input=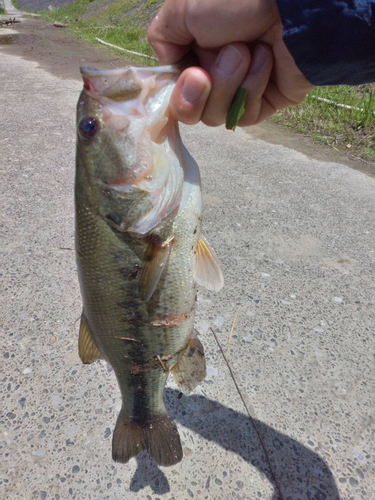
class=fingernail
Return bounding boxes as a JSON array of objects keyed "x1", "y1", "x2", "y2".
[
  {"x1": 216, "y1": 45, "x2": 243, "y2": 78},
  {"x1": 181, "y1": 74, "x2": 205, "y2": 104},
  {"x1": 250, "y1": 46, "x2": 268, "y2": 73}
]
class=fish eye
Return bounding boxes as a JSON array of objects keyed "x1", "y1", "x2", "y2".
[{"x1": 79, "y1": 117, "x2": 99, "y2": 140}]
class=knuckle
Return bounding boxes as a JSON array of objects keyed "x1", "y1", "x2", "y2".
[
  {"x1": 240, "y1": 115, "x2": 258, "y2": 127},
  {"x1": 171, "y1": 102, "x2": 200, "y2": 125},
  {"x1": 201, "y1": 115, "x2": 222, "y2": 127}
]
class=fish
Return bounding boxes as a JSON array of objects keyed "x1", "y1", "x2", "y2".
[{"x1": 75, "y1": 64, "x2": 224, "y2": 466}]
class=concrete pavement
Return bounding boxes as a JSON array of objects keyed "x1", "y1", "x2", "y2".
[
  {"x1": 2, "y1": 0, "x2": 23, "y2": 15},
  {"x1": 1, "y1": 51, "x2": 375, "y2": 500},
  {"x1": 0, "y1": 0, "x2": 21, "y2": 39},
  {"x1": 1, "y1": 0, "x2": 39, "y2": 17}
]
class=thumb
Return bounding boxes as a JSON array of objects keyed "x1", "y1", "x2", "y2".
[{"x1": 148, "y1": 0, "x2": 194, "y2": 64}]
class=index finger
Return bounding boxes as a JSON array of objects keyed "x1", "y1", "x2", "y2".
[{"x1": 148, "y1": 0, "x2": 193, "y2": 64}]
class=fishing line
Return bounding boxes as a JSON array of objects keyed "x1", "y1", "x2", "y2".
[{"x1": 210, "y1": 327, "x2": 285, "y2": 500}]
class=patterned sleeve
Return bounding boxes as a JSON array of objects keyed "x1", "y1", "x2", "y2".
[{"x1": 276, "y1": 0, "x2": 375, "y2": 85}]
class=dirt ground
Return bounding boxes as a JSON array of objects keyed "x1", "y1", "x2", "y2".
[
  {"x1": 1, "y1": 15, "x2": 374, "y2": 178},
  {"x1": 0, "y1": 17, "x2": 133, "y2": 80}
]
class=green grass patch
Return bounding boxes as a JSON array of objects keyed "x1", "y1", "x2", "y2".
[
  {"x1": 43, "y1": 0, "x2": 157, "y2": 65},
  {"x1": 43, "y1": 0, "x2": 96, "y2": 22},
  {"x1": 0, "y1": 8, "x2": 5, "y2": 14},
  {"x1": 145, "y1": 0, "x2": 158, "y2": 8},
  {"x1": 273, "y1": 84, "x2": 375, "y2": 162},
  {"x1": 81, "y1": 25, "x2": 156, "y2": 63}
]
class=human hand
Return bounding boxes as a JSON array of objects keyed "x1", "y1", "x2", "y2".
[{"x1": 148, "y1": 0, "x2": 314, "y2": 127}]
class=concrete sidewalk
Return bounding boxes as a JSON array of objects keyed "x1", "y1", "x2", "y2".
[
  {"x1": 2, "y1": 0, "x2": 23, "y2": 15},
  {"x1": 1, "y1": 51, "x2": 374, "y2": 500},
  {"x1": 1, "y1": 0, "x2": 39, "y2": 17}
]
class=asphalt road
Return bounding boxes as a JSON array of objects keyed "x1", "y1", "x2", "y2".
[
  {"x1": 15, "y1": 0, "x2": 75, "y2": 11},
  {"x1": 1, "y1": 49, "x2": 375, "y2": 500}
]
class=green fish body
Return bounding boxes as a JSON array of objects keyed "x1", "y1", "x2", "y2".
[{"x1": 75, "y1": 65, "x2": 223, "y2": 466}]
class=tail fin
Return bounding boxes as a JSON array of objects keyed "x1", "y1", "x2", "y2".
[
  {"x1": 112, "y1": 408, "x2": 182, "y2": 466},
  {"x1": 112, "y1": 410, "x2": 147, "y2": 464}
]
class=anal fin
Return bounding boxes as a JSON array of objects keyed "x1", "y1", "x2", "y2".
[
  {"x1": 112, "y1": 408, "x2": 182, "y2": 466},
  {"x1": 78, "y1": 312, "x2": 103, "y2": 364},
  {"x1": 171, "y1": 330, "x2": 206, "y2": 394},
  {"x1": 194, "y1": 234, "x2": 224, "y2": 292}
]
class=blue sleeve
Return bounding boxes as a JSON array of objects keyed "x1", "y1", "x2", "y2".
[{"x1": 276, "y1": 0, "x2": 375, "y2": 85}]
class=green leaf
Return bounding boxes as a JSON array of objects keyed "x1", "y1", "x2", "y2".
[{"x1": 225, "y1": 88, "x2": 248, "y2": 131}]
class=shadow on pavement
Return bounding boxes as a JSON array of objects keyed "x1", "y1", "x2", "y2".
[
  {"x1": 129, "y1": 389, "x2": 341, "y2": 500},
  {"x1": 130, "y1": 452, "x2": 171, "y2": 494}
]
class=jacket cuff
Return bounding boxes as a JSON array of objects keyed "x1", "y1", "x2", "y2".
[{"x1": 276, "y1": 0, "x2": 375, "y2": 86}]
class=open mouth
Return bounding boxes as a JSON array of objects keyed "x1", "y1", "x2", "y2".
[{"x1": 80, "y1": 65, "x2": 180, "y2": 99}]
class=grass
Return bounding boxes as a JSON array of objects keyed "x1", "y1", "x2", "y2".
[
  {"x1": 273, "y1": 84, "x2": 375, "y2": 162},
  {"x1": 44, "y1": 0, "x2": 93, "y2": 19},
  {"x1": 42, "y1": 0, "x2": 160, "y2": 64}
]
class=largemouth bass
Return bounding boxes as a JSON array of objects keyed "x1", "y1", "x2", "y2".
[{"x1": 75, "y1": 65, "x2": 223, "y2": 466}]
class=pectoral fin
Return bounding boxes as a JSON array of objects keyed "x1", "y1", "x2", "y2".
[
  {"x1": 194, "y1": 234, "x2": 224, "y2": 292},
  {"x1": 171, "y1": 330, "x2": 206, "y2": 394},
  {"x1": 78, "y1": 313, "x2": 103, "y2": 364},
  {"x1": 139, "y1": 236, "x2": 173, "y2": 302}
]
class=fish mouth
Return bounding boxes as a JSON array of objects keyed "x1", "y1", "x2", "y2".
[
  {"x1": 79, "y1": 49, "x2": 197, "y2": 80},
  {"x1": 80, "y1": 65, "x2": 181, "y2": 78},
  {"x1": 80, "y1": 65, "x2": 180, "y2": 97},
  {"x1": 103, "y1": 176, "x2": 143, "y2": 192}
]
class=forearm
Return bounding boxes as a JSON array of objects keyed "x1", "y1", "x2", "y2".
[{"x1": 276, "y1": 0, "x2": 375, "y2": 85}]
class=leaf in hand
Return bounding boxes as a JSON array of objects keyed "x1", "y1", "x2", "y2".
[{"x1": 226, "y1": 88, "x2": 248, "y2": 131}]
